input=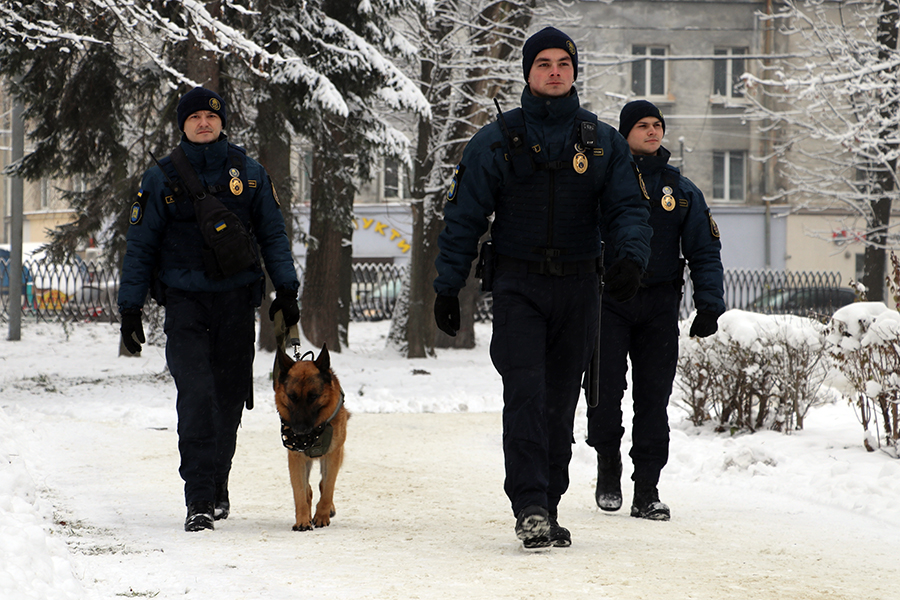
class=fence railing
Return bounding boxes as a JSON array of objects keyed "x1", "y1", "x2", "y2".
[{"x1": 2, "y1": 257, "x2": 845, "y2": 325}]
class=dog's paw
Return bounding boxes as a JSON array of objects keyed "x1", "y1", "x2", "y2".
[{"x1": 292, "y1": 521, "x2": 314, "y2": 532}]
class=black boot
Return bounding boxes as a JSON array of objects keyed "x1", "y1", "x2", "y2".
[
  {"x1": 185, "y1": 502, "x2": 215, "y2": 532},
  {"x1": 547, "y1": 510, "x2": 571, "y2": 548},
  {"x1": 595, "y1": 452, "x2": 623, "y2": 511},
  {"x1": 214, "y1": 480, "x2": 230, "y2": 521},
  {"x1": 514, "y1": 505, "x2": 551, "y2": 549},
  {"x1": 630, "y1": 481, "x2": 670, "y2": 521}
]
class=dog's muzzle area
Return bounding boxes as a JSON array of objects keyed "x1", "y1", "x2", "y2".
[{"x1": 281, "y1": 420, "x2": 330, "y2": 453}]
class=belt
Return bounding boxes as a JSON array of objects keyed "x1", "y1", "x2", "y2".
[{"x1": 496, "y1": 255, "x2": 599, "y2": 277}]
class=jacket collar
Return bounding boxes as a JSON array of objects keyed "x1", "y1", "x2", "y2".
[
  {"x1": 520, "y1": 86, "x2": 581, "y2": 126},
  {"x1": 178, "y1": 134, "x2": 229, "y2": 174},
  {"x1": 632, "y1": 145, "x2": 673, "y2": 177}
]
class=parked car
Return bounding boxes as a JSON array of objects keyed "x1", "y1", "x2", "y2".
[{"x1": 747, "y1": 287, "x2": 857, "y2": 316}]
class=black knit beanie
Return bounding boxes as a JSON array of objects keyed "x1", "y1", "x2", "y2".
[
  {"x1": 177, "y1": 87, "x2": 227, "y2": 132},
  {"x1": 618, "y1": 100, "x2": 665, "y2": 138},
  {"x1": 522, "y1": 27, "x2": 578, "y2": 82}
]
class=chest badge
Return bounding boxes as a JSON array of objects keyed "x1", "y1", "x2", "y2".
[
  {"x1": 230, "y1": 177, "x2": 244, "y2": 195},
  {"x1": 573, "y1": 152, "x2": 588, "y2": 174},
  {"x1": 229, "y1": 168, "x2": 240, "y2": 178},
  {"x1": 661, "y1": 194, "x2": 676, "y2": 211}
]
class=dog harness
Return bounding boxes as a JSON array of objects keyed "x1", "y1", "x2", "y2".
[{"x1": 281, "y1": 390, "x2": 345, "y2": 458}]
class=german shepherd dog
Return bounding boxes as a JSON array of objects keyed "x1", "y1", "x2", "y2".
[{"x1": 274, "y1": 344, "x2": 349, "y2": 531}]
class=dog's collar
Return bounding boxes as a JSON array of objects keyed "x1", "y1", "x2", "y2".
[{"x1": 281, "y1": 389, "x2": 345, "y2": 457}]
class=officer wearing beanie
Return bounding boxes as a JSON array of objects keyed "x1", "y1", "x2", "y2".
[
  {"x1": 433, "y1": 27, "x2": 652, "y2": 548},
  {"x1": 587, "y1": 99, "x2": 724, "y2": 521},
  {"x1": 118, "y1": 87, "x2": 300, "y2": 532}
]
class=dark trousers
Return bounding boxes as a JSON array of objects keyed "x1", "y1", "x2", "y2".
[
  {"x1": 586, "y1": 284, "x2": 680, "y2": 484},
  {"x1": 490, "y1": 268, "x2": 599, "y2": 516},
  {"x1": 164, "y1": 287, "x2": 256, "y2": 506}
]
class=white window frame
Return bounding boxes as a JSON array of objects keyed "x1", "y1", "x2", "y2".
[
  {"x1": 713, "y1": 150, "x2": 746, "y2": 202},
  {"x1": 631, "y1": 45, "x2": 668, "y2": 98}
]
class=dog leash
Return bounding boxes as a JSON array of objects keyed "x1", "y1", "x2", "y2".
[{"x1": 273, "y1": 310, "x2": 302, "y2": 383}]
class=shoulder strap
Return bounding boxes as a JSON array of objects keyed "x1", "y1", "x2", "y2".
[{"x1": 169, "y1": 146, "x2": 210, "y2": 203}]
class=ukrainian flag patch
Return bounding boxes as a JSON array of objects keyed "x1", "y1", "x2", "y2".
[{"x1": 215, "y1": 221, "x2": 227, "y2": 232}]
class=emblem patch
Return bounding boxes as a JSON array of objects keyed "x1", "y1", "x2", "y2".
[
  {"x1": 661, "y1": 194, "x2": 676, "y2": 211},
  {"x1": 130, "y1": 202, "x2": 142, "y2": 225},
  {"x1": 447, "y1": 164, "x2": 465, "y2": 203},
  {"x1": 708, "y1": 210, "x2": 720, "y2": 239},
  {"x1": 566, "y1": 40, "x2": 576, "y2": 56},
  {"x1": 230, "y1": 177, "x2": 243, "y2": 195},
  {"x1": 272, "y1": 182, "x2": 281, "y2": 206},
  {"x1": 209, "y1": 98, "x2": 221, "y2": 111},
  {"x1": 229, "y1": 168, "x2": 240, "y2": 178}
]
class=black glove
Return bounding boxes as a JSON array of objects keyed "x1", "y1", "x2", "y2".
[
  {"x1": 434, "y1": 294, "x2": 460, "y2": 337},
  {"x1": 604, "y1": 258, "x2": 642, "y2": 302},
  {"x1": 269, "y1": 288, "x2": 300, "y2": 327},
  {"x1": 689, "y1": 311, "x2": 719, "y2": 338},
  {"x1": 120, "y1": 310, "x2": 145, "y2": 354}
]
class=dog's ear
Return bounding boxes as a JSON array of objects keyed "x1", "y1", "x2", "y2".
[
  {"x1": 315, "y1": 344, "x2": 331, "y2": 376},
  {"x1": 275, "y1": 346, "x2": 295, "y2": 386}
]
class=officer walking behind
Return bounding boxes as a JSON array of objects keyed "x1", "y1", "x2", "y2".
[
  {"x1": 586, "y1": 100, "x2": 724, "y2": 521},
  {"x1": 118, "y1": 87, "x2": 300, "y2": 532},
  {"x1": 433, "y1": 28, "x2": 652, "y2": 549}
]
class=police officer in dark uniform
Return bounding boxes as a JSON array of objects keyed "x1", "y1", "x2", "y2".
[
  {"x1": 587, "y1": 100, "x2": 724, "y2": 521},
  {"x1": 433, "y1": 28, "x2": 652, "y2": 549},
  {"x1": 117, "y1": 87, "x2": 300, "y2": 532}
]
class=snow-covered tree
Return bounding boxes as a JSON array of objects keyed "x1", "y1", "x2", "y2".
[
  {"x1": 389, "y1": 0, "x2": 537, "y2": 357},
  {"x1": 1, "y1": 0, "x2": 429, "y2": 353},
  {"x1": 745, "y1": 0, "x2": 900, "y2": 301}
]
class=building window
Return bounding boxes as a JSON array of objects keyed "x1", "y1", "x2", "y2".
[
  {"x1": 632, "y1": 46, "x2": 667, "y2": 97},
  {"x1": 713, "y1": 151, "x2": 745, "y2": 201},
  {"x1": 714, "y1": 48, "x2": 746, "y2": 99},
  {"x1": 384, "y1": 158, "x2": 401, "y2": 199}
]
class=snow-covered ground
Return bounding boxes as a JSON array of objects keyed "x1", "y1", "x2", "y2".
[{"x1": 1, "y1": 319, "x2": 898, "y2": 600}]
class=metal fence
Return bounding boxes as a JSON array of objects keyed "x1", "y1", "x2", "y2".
[
  {"x1": 2, "y1": 256, "x2": 845, "y2": 325},
  {"x1": 680, "y1": 268, "x2": 846, "y2": 318}
]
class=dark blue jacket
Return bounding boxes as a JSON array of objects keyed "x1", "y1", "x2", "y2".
[
  {"x1": 434, "y1": 87, "x2": 652, "y2": 296},
  {"x1": 624, "y1": 146, "x2": 725, "y2": 315},
  {"x1": 118, "y1": 136, "x2": 299, "y2": 312}
]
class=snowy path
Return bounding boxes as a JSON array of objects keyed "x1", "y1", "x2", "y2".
[
  {"x1": 3, "y1": 322, "x2": 899, "y2": 599},
  {"x1": 15, "y1": 403, "x2": 897, "y2": 600}
]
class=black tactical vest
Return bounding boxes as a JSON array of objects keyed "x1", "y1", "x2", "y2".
[
  {"x1": 491, "y1": 108, "x2": 603, "y2": 263},
  {"x1": 157, "y1": 146, "x2": 255, "y2": 273}
]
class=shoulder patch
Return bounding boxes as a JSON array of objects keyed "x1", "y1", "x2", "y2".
[
  {"x1": 708, "y1": 209, "x2": 720, "y2": 239},
  {"x1": 447, "y1": 164, "x2": 465, "y2": 203},
  {"x1": 130, "y1": 201, "x2": 143, "y2": 225},
  {"x1": 272, "y1": 182, "x2": 281, "y2": 206}
]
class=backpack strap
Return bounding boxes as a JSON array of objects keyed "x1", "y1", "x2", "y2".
[{"x1": 169, "y1": 146, "x2": 210, "y2": 202}]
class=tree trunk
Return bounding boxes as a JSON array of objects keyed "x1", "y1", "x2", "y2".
[
  {"x1": 301, "y1": 124, "x2": 353, "y2": 352},
  {"x1": 866, "y1": 1, "x2": 900, "y2": 302},
  {"x1": 256, "y1": 89, "x2": 294, "y2": 351}
]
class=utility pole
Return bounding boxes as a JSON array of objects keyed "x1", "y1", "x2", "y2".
[{"x1": 7, "y1": 93, "x2": 24, "y2": 341}]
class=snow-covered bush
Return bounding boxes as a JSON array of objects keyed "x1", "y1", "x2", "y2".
[
  {"x1": 825, "y1": 302, "x2": 900, "y2": 456},
  {"x1": 675, "y1": 310, "x2": 830, "y2": 433}
]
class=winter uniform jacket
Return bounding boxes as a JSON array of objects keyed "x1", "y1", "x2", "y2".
[
  {"x1": 434, "y1": 87, "x2": 652, "y2": 297},
  {"x1": 118, "y1": 136, "x2": 299, "y2": 312},
  {"x1": 607, "y1": 146, "x2": 724, "y2": 315}
]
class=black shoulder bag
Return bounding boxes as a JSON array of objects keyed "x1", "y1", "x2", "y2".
[{"x1": 169, "y1": 146, "x2": 258, "y2": 280}]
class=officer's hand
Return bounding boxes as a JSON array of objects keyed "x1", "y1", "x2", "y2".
[
  {"x1": 689, "y1": 311, "x2": 719, "y2": 338},
  {"x1": 269, "y1": 288, "x2": 300, "y2": 327},
  {"x1": 434, "y1": 294, "x2": 460, "y2": 337},
  {"x1": 120, "y1": 310, "x2": 145, "y2": 354},
  {"x1": 604, "y1": 258, "x2": 642, "y2": 302}
]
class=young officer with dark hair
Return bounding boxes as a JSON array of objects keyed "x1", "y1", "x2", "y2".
[
  {"x1": 117, "y1": 87, "x2": 300, "y2": 532},
  {"x1": 433, "y1": 28, "x2": 652, "y2": 549},
  {"x1": 587, "y1": 100, "x2": 725, "y2": 521}
]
